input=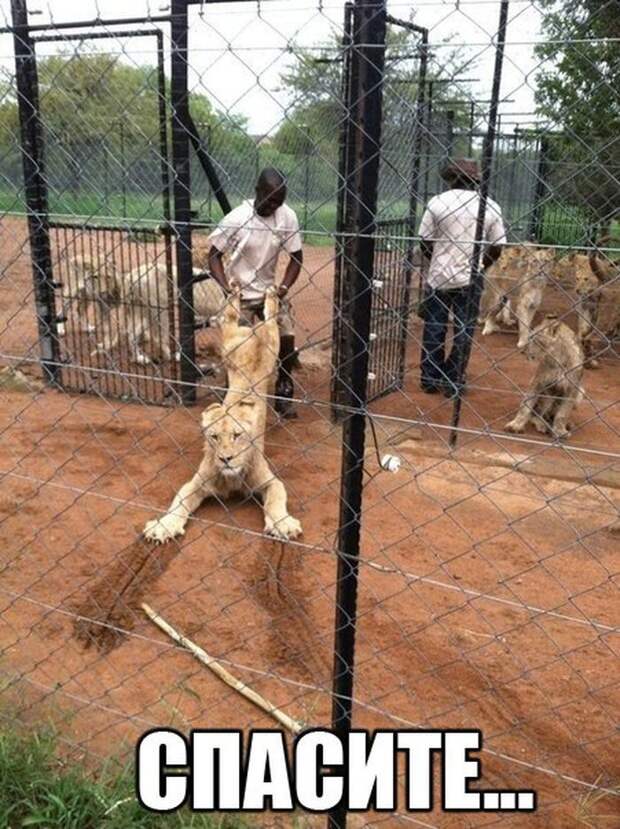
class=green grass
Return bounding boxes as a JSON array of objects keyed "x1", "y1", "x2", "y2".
[
  {"x1": 0, "y1": 725, "x2": 247, "y2": 829},
  {"x1": 1, "y1": 185, "x2": 615, "y2": 250}
]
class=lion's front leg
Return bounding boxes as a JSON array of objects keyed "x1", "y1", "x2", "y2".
[
  {"x1": 506, "y1": 392, "x2": 539, "y2": 433},
  {"x1": 143, "y1": 471, "x2": 212, "y2": 545},
  {"x1": 248, "y1": 457, "x2": 302, "y2": 541}
]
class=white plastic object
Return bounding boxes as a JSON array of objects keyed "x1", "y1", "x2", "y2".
[
  {"x1": 369, "y1": 332, "x2": 378, "y2": 342},
  {"x1": 381, "y1": 454, "x2": 402, "y2": 473},
  {"x1": 368, "y1": 372, "x2": 376, "y2": 381},
  {"x1": 373, "y1": 279, "x2": 384, "y2": 289}
]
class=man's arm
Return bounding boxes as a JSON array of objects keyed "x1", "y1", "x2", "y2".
[
  {"x1": 483, "y1": 206, "x2": 506, "y2": 270},
  {"x1": 278, "y1": 249, "x2": 303, "y2": 298},
  {"x1": 208, "y1": 246, "x2": 229, "y2": 293}
]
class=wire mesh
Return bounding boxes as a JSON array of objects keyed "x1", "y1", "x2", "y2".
[{"x1": 0, "y1": 0, "x2": 618, "y2": 826}]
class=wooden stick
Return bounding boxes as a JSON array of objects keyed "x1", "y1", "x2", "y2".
[{"x1": 141, "y1": 603, "x2": 302, "y2": 735}]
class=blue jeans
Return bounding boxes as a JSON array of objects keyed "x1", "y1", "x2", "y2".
[{"x1": 420, "y1": 286, "x2": 475, "y2": 390}]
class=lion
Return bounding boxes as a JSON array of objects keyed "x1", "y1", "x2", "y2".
[
  {"x1": 91, "y1": 260, "x2": 226, "y2": 364},
  {"x1": 143, "y1": 399, "x2": 302, "y2": 543},
  {"x1": 219, "y1": 284, "x2": 280, "y2": 412},
  {"x1": 57, "y1": 253, "x2": 121, "y2": 337},
  {"x1": 143, "y1": 286, "x2": 302, "y2": 544},
  {"x1": 555, "y1": 246, "x2": 620, "y2": 368},
  {"x1": 481, "y1": 245, "x2": 555, "y2": 350},
  {"x1": 505, "y1": 318, "x2": 584, "y2": 439}
]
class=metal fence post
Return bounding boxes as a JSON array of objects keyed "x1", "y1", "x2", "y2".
[
  {"x1": 11, "y1": 0, "x2": 61, "y2": 386},
  {"x1": 449, "y1": 0, "x2": 511, "y2": 448},
  {"x1": 331, "y1": 1, "x2": 356, "y2": 420},
  {"x1": 529, "y1": 134, "x2": 549, "y2": 242},
  {"x1": 329, "y1": 2, "x2": 387, "y2": 828},
  {"x1": 170, "y1": 0, "x2": 197, "y2": 403}
]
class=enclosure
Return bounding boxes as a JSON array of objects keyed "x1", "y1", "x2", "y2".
[{"x1": 0, "y1": 0, "x2": 619, "y2": 826}]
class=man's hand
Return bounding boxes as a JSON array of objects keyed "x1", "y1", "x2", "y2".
[{"x1": 277, "y1": 284, "x2": 289, "y2": 300}]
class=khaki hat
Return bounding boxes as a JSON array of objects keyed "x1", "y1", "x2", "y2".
[{"x1": 441, "y1": 158, "x2": 481, "y2": 185}]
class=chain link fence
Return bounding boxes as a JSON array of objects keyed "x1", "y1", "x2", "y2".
[{"x1": 0, "y1": 0, "x2": 618, "y2": 826}]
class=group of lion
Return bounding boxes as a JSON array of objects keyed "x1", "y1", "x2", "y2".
[
  {"x1": 478, "y1": 240, "x2": 619, "y2": 439},
  {"x1": 58, "y1": 241, "x2": 225, "y2": 365},
  {"x1": 143, "y1": 286, "x2": 303, "y2": 546}
]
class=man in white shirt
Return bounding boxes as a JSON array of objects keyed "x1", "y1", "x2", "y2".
[
  {"x1": 418, "y1": 159, "x2": 506, "y2": 396},
  {"x1": 207, "y1": 168, "x2": 303, "y2": 418}
]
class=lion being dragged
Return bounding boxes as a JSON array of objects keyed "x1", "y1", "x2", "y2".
[{"x1": 143, "y1": 286, "x2": 302, "y2": 544}]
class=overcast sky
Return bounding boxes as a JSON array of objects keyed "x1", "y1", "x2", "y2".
[{"x1": 0, "y1": 0, "x2": 545, "y2": 134}]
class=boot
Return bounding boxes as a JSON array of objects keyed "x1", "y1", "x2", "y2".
[{"x1": 275, "y1": 334, "x2": 298, "y2": 419}]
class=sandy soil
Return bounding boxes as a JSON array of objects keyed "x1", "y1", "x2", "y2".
[{"x1": 0, "y1": 216, "x2": 619, "y2": 827}]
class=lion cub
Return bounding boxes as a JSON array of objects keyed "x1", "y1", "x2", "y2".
[
  {"x1": 143, "y1": 287, "x2": 302, "y2": 544},
  {"x1": 555, "y1": 249, "x2": 620, "y2": 369},
  {"x1": 505, "y1": 318, "x2": 584, "y2": 439},
  {"x1": 481, "y1": 246, "x2": 555, "y2": 350}
]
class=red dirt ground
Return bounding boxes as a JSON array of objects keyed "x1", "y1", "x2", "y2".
[{"x1": 0, "y1": 216, "x2": 619, "y2": 827}]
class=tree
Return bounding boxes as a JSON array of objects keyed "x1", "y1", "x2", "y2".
[
  {"x1": 535, "y1": 1, "x2": 620, "y2": 230},
  {"x1": 273, "y1": 20, "x2": 475, "y2": 212},
  {"x1": 0, "y1": 51, "x2": 251, "y2": 211}
]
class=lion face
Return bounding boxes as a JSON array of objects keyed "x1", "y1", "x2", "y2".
[
  {"x1": 526, "y1": 318, "x2": 560, "y2": 361},
  {"x1": 201, "y1": 402, "x2": 257, "y2": 479}
]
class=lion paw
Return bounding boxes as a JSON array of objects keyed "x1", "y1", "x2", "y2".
[
  {"x1": 505, "y1": 419, "x2": 524, "y2": 434},
  {"x1": 143, "y1": 515, "x2": 186, "y2": 544},
  {"x1": 550, "y1": 426, "x2": 569, "y2": 440},
  {"x1": 265, "y1": 514, "x2": 302, "y2": 541}
]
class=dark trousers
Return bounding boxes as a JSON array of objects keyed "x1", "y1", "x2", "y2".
[{"x1": 420, "y1": 286, "x2": 475, "y2": 390}]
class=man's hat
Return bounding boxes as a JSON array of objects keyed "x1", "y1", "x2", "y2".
[{"x1": 440, "y1": 158, "x2": 481, "y2": 185}]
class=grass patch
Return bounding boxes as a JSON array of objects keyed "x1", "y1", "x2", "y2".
[
  {"x1": 0, "y1": 725, "x2": 246, "y2": 828},
  {"x1": 2, "y1": 186, "x2": 614, "y2": 250}
]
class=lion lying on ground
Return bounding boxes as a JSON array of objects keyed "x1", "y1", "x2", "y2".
[
  {"x1": 505, "y1": 318, "x2": 584, "y2": 439},
  {"x1": 481, "y1": 245, "x2": 555, "y2": 350},
  {"x1": 143, "y1": 287, "x2": 302, "y2": 544},
  {"x1": 91, "y1": 260, "x2": 226, "y2": 364},
  {"x1": 57, "y1": 253, "x2": 121, "y2": 337}
]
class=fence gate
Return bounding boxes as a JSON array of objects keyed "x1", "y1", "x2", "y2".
[
  {"x1": 12, "y1": 12, "x2": 185, "y2": 405},
  {"x1": 331, "y1": 6, "x2": 427, "y2": 412}
]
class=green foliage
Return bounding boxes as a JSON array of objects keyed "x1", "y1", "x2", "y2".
[
  {"x1": 0, "y1": 724, "x2": 245, "y2": 828},
  {"x1": 274, "y1": 20, "x2": 474, "y2": 165},
  {"x1": 535, "y1": 1, "x2": 620, "y2": 225}
]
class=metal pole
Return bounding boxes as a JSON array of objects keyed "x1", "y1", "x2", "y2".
[
  {"x1": 207, "y1": 124, "x2": 213, "y2": 221},
  {"x1": 406, "y1": 28, "x2": 428, "y2": 373},
  {"x1": 185, "y1": 111, "x2": 232, "y2": 215},
  {"x1": 469, "y1": 100, "x2": 475, "y2": 155},
  {"x1": 10, "y1": 0, "x2": 60, "y2": 386},
  {"x1": 529, "y1": 135, "x2": 549, "y2": 242},
  {"x1": 407, "y1": 28, "x2": 428, "y2": 234},
  {"x1": 170, "y1": 0, "x2": 197, "y2": 403},
  {"x1": 331, "y1": 1, "x2": 356, "y2": 419},
  {"x1": 446, "y1": 109, "x2": 455, "y2": 158},
  {"x1": 422, "y1": 79, "x2": 434, "y2": 204},
  {"x1": 449, "y1": 0, "x2": 511, "y2": 448},
  {"x1": 156, "y1": 29, "x2": 177, "y2": 384},
  {"x1": 119, "y1": 120, "x2": 127, "y2": 218},
  {"x1": 329, "y1": 3, "x2": 387, "y2": 829},
  {"x1": 1, "y1": 14, "x2": 172, "y2": 34},
  {"x1": 304, "y1": 146, "x2": 310, "y2": 232}
]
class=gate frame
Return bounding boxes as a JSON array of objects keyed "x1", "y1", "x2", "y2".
[
  {"x1": 9, "y1": 0, "x2": 236, "y2": 405},
  {"x1": 331, "y1": 8, "x2": 429, "y2": 417}
]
